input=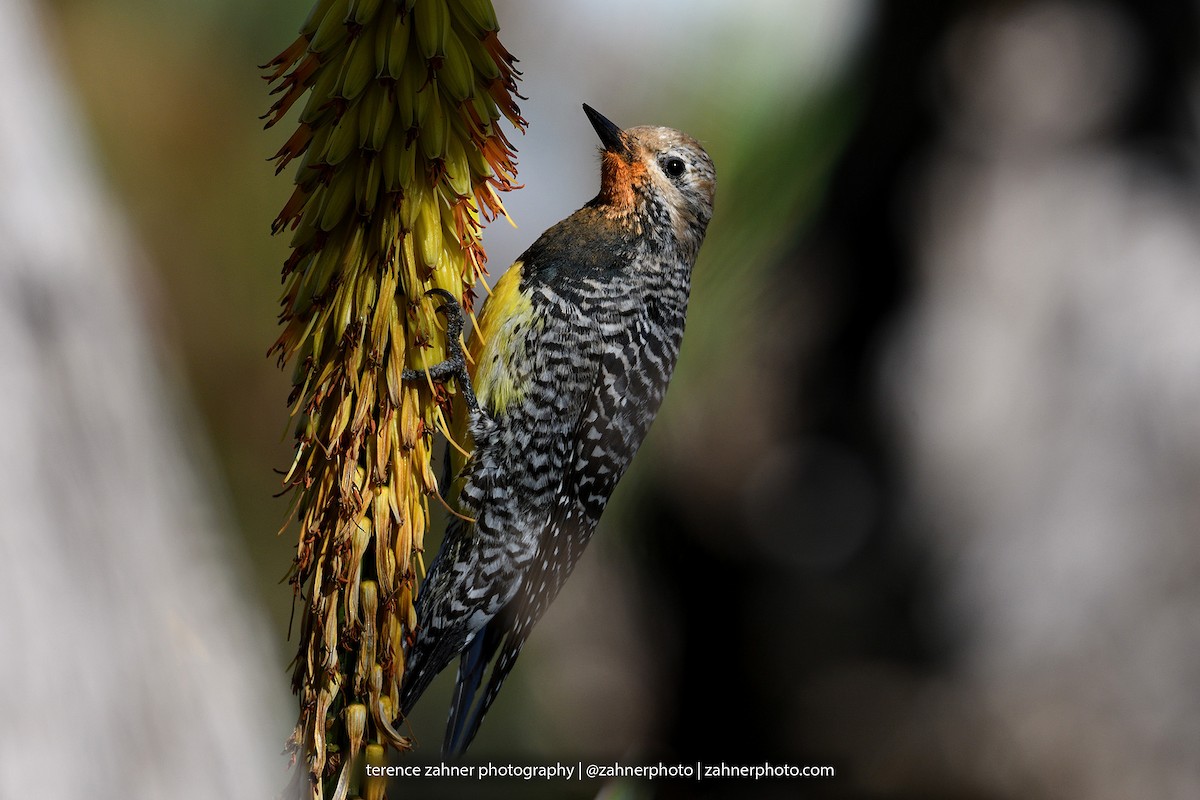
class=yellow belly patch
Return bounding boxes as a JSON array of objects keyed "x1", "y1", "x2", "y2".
[{"x1": 470, "y1": 261, "x2": 538, "y2": 417}]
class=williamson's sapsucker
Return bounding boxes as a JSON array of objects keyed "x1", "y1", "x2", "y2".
[{"x1": 400, "y1": 104, "x2": 716, "y2": 756}]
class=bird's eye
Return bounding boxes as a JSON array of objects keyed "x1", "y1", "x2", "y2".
[{"x1": 663, "y1": 157, "x2": 686, "y2": 178}]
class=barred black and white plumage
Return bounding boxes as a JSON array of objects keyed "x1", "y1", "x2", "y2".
[{"x1": 398, "y1": 105, "x2": 715, "y2": 756}]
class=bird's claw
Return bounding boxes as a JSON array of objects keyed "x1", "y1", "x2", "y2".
[{"x1": 402, "y1": 289, "x2": 481, "y2": 416}]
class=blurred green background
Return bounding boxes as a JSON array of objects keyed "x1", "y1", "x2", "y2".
[
  {"x1": 45, "y1": 0, "x2": 302, "y2": 625},
  {"x1": 35, "y1": 1, "x2": 1200, "y2": 798}
]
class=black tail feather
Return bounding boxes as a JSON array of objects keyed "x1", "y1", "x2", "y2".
[
  {"x1": 444, "y1": 615, "x2": 529, "y2": 758},
  {"x1": 444, "y1": 616, "x2": 506, "y2": 755}
]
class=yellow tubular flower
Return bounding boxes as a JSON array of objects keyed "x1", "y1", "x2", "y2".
[{"x1": 262, "y1": 0, "x2": 524, "y2": 796}]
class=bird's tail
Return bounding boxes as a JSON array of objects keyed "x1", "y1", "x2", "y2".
[{"x1": 443, "y1": 610, "x2": 529, "y2": 758}]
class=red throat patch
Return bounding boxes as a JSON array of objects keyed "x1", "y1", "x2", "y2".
[{"x1": 598, "y1": 151, "x2": 647, "y2": 210}]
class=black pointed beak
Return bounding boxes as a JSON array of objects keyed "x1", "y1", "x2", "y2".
[{"x1": 583, "y1": 103, "x2": 628, "y2": 157}]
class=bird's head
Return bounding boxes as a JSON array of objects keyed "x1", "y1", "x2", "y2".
[{"x1": 583, "y1": 104, "x2": 716, "y2": 255}]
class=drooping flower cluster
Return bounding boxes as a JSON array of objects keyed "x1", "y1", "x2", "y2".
[{"x1": 262, "y1": 0, "x2": 524, "y2": 796}]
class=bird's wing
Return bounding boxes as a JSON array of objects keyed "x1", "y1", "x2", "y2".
[
  {"x1": 442, "y1": 259, "x2": 530, "y2": 505},
  {"x1": 443, "y1": 313, "x2": 673, "y2": 756},
  {"x1": 403, "y1": 260, "x2": 606, "y2": 722},
  {"x1": 399, "y1": 262, "x2": 530, "y2": 716}
]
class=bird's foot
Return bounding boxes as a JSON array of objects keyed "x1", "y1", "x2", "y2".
[{"x1": 402, "y1": 289, "x2": 481, "y2": 416}]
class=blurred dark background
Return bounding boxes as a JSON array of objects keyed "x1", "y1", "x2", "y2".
[{"x1": 24, "y1": 0, "x2": 1200, "y2": 797}]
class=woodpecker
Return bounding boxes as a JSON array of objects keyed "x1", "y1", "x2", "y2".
[{"x1": 399, "y1": 104, "x2": 715, "y2": 756}]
